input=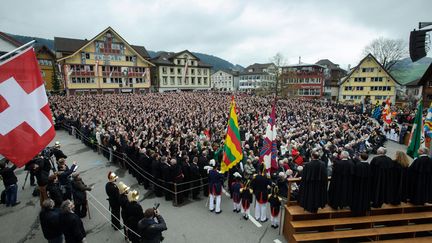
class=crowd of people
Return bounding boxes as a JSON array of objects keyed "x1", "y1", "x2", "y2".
[{"x1": 4, "y1": 91, "x2": 431, "y2": 242}]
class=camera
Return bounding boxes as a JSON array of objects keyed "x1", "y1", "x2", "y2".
[{"x1": 153, "y1": 202, "x2": 160, "y2": 210}]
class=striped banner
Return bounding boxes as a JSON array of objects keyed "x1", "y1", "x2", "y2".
[{"x1": 221, "y1": 96, "x2": 243, "y2": 173}]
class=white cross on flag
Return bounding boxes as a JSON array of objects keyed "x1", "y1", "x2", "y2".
[{"x1": 0, "y1": 47, "x2": 55, "y2": 167}]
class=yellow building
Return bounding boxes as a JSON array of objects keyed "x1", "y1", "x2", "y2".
[
  {"x1": 35, "y1": 45, "x2": 56, "y2": 91},
  {"x1": 55, "y1": 27, "x2": 154, "y2": 94},
  {"x1": 339, "y1": 54, "x2": 400, "y2": 104}
]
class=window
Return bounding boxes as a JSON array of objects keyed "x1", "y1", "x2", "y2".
[
  {"x1": 162, "y1": 76, "x2": 168, "y2": 85},
  {"x1": 343, "y1": 95, "x2": 346, "y2": 99},
  {"x1": 191, "y1": 69, "x2": 195, "y2": 75},
  {"x1": 356, "y1": 86, "x2": 364, "y2": 91},
  {"x1": 126, "y1": 56, "x2": 133, "y2": 62},
  {"x1": 191, "y1": 77, "x2": 195, "y2": 85},
  {"x1": 185, "y1": 77, "x2": 189, "y2": 85},
  {"x1": 371, "y1": 77, "x2": 383, "y2": 82},
  {"x1": 177, "y1": 68, "x2": 182, "y2": 75},
  {"x1": 176, "y1": 59, "x2": 181, "y2": 65},
  {"x1": 362, "y1": 67, "x2": 374, "y2": 72},
  {"x1": 86, "y1": 53, "x2": 90, "y2": 59},
  {"x1": 197, "y1": 69, "x2": 201, "y2": 75},
  {"x1": 354, "y1": 77, "x2": 366, "y2": 82},
  {"x1": 170, "y1": 77, "x2": 175, "y2": 85},
  {"x1": 198, "y1": 77, "x2": 202, "y2": 84},
  {"x1": 203, "y1": 69, "x2": 208, "y2": 75},
  {"x1": 428, "y1": 81, "x2": 432, "y2": 87},
  {"x1": 379, "y1": 86, "x2": 383, "y2": 91},
  {"x1": 204, "y1": 77, "x2": 208, "y2": 84},
  {"x1": 162, "y1": 67, "x2": 167, "y2": 74},
  {"x1": 103, "y1": 78, "x2": 107, "y2": 83},
  {"x1": 178, "y1": 77, "x2": 182, "y2": 85},
  {"x1": 170, "y1": 68, "x2": 174, "y2": 74}
]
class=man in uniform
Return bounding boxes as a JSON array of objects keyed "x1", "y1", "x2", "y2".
[
  {"x1": 105, "y1": 171, "x2": 121, "y2": 230},
  {"x1": 207, "y1": 159, "x2": 224, "y2": 214},
  {"x1": 251, "y1": 164, "x2": 272, "y2": 222}
]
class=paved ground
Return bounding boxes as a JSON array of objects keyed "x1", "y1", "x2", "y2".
[{"x1": 0, "y1": 130, "x2": 289, "y2": 243}]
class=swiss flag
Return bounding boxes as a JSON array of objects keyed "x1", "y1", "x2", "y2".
[{"x1": 0, "y1": 47, "x2": 55, "y2": 167}]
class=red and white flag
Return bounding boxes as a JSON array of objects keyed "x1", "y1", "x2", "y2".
[
  {"x1": 259, "y1": 101, "x2": 278, "y2": 174},
  {"x1": 0, "y1": 47, "x2": 55, "y2": 167},
  {"x1": 382, "y1": 98, "x2": 392, "y2": 124}
]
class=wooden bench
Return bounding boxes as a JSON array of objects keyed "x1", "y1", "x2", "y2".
[
  {"x1": 291, "y1": 211, "x2": 432, "y2": 231},
  {"x1": 283, "y1": 203, "x2": 432, "y2": 243},
  {"x1": 293, "y1": 223, "x2": 432, "y2": 242}
]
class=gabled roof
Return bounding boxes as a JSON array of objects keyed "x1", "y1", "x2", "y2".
[
  {"x1": 55, "y1": 27, "x2": 152, "y2": 65},
  {"x1": 0, "y1": 31, "x2": 22, "y2": 47},
  {"x1": 212, "y1": 69, "x2": 239, "y2": 76},
  {"x1": 406, "y1": 78, "x2": 421, "y2": 87},
  {"x1": 35, "y1": 45, "x2": 55, "y2": 59},
  {"x1": 150, "y1": 50, "x2": 212, "y2": 68},
  {"x1": 339, "y1": 53, "x2": 401, "y2": 86},
  {"x1": 418, "y1": 63, "x2": 432, "y2": 86},
  {"x1": 283, "y1": 63, "x2": 326, "y2": 69},
  {"x1": 240, "y1": 63, "x2": 275, "y2": 75}
]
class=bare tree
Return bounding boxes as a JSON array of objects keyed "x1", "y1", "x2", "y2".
[
  {"x1": 363, "y1": 37, "x2": 407, "y2": 71},
  {"x1": 269, "y1": 53, "x2": 287, "y2": 97}
]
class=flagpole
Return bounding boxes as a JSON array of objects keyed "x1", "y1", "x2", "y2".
[{"x1": 0, "y1": 40, "x2": 36, "y2": 61}]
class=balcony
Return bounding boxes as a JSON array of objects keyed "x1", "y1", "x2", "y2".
[{"x1": 71, "y1": 71, "x2": 95, "y2": 76}]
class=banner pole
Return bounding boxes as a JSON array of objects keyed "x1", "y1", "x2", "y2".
[{"x1": 0, "y1": 40, "x2": 36, "y2": 60}]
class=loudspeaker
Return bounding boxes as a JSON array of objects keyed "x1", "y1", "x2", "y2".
[{"x1": 409, "y1": 30, "x2": 428, "y2": 62}]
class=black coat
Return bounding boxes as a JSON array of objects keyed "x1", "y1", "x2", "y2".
[
  {"x1": 60, "y1": 211, "x2": 86, "y2": 243},
  {"x1": 72, "y1": 179, "x2": 90, "y2": 204},
  {"x1": 0, "y1": 165, "x2": 17, "y2": 187},
  {"x1": 408, "y1": 155, "x2": 432, "y2": 205},
  {"x1": 47, "y1": 182, "x2": 63, "y2": 207},
  {"x1": 39, "y1": 208, "x2": 62, "y2": 240},
  {"x1": 138, "y1": 215, "x2": 167, "y2": 243},
  {"x1": 350, "y1": 161, "x2": 371, "y2": 213},
  {"x1": 105, "y1": 182, "x2": 120, "y2": 207},
  {"x1": 370, "y1": 155, "x2": 398, "y2": 207},
  {"x1": 298, "y1": 159, "x2": 328, "y2": 213},
  {"x1": 328, "y1": 159, "x2": 354, "y2": 209},
  {"x1": 124, "y1": 201, "x2": 144, "y2": 242}
]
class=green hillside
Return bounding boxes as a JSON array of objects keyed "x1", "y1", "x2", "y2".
[{"x1": 390, "y1": 57, "x2": 431, "y2": 84}]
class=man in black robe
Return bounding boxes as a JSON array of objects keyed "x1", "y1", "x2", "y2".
[
  {"x1": 328, "y1": 150, "x2": 354, "y2": 209},
  {"x1": 370, "y1": 147, "x2": 397, "y2": 208},
  {"x1": 350, "y1": 153, "x2": 371, "y2": 215},
  {"x1": 408, "y1": 147, "x2": 432, "y2": 205},
  {"x1": 298, "y1": 150, "x2": 328, "y2": 213}
]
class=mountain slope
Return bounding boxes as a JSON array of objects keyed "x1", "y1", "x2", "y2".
[
  {"x1": 390, "y1": 57, "x2": 432, "y2": 84},
  {"x1": 7, "y1": 33, "x2": 242, "y2": 71}
]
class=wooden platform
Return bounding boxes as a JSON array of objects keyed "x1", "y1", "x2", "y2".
[{"x1": 283, "y1": 203, "x2": 432, "y2": 242}]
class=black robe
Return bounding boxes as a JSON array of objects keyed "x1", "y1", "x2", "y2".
[
  {"x1": 124, "y1": 201, "x2": 144, "y2": 243},
  {"x1": 328, "y1": 159, "x2": 354, "y2": 209},
  {"x1": 298, "y1": 159, "x2": 328, "y2": 213},
  {"x1": 370, "y1": 155, "x2": 398, "y2": 208},
  {"x1": 408, "y1": 155, "x2": 432, "y2": 205},
  {"x1": 392, "y1": 162, "x2": 408, "y2": 205},
  {"x1": 350, "y1": 161, "x2": 371, "y2": 214}
]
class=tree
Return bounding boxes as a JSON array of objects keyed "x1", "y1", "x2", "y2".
[
  {"x1": 51, "y1": 63, "x2": 61, "y2": 93},
  {"x1": 269, "y1": 53, "x2": 287, "y2": 97},
  {"x1": 363, "y1": 37, "x2": 407, "y2": 71}
]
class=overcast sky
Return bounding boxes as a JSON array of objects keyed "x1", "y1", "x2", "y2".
[{"x1": 1, "y1": 0, "x2": 430, "y2": 68}]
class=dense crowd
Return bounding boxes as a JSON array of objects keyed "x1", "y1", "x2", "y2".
[{"x1": 50, "y1": 93, "x2": 386, "y2": 189}]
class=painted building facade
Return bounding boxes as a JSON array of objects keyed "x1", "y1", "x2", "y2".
[
  {"x1": 281, "y1": 64, "x2": 325, "y2": 98},
  {"x1": 35, "y1": 45, "x2": 56, "y2": 91},
  {"x1": 238, "y1": 63, "x2": 276, "y2": 91},
  {"x1": 55, "y1": 27, "x2": 153, "y2": 94},
  {"x1": 418, "y1": 63, "x2": 432, "y2": 107},
  {"x1": 339, "y1": 54, "x2": 400, "y2": 104},
  {"x1": 150, "y1": 51, "x2": 212, "y2": 92}
]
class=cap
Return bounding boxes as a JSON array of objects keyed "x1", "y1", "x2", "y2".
[
  {"x1": 297, "y1": 166, "x2": 303, "y2": 172},
  {"x1": 55, "y1": 141, "x2": 61, "y2": 147}
]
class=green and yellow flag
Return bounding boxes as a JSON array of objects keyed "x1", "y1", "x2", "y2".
[{"x1": 221, "y1": 96, "x2": 243, "y2": 173}]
